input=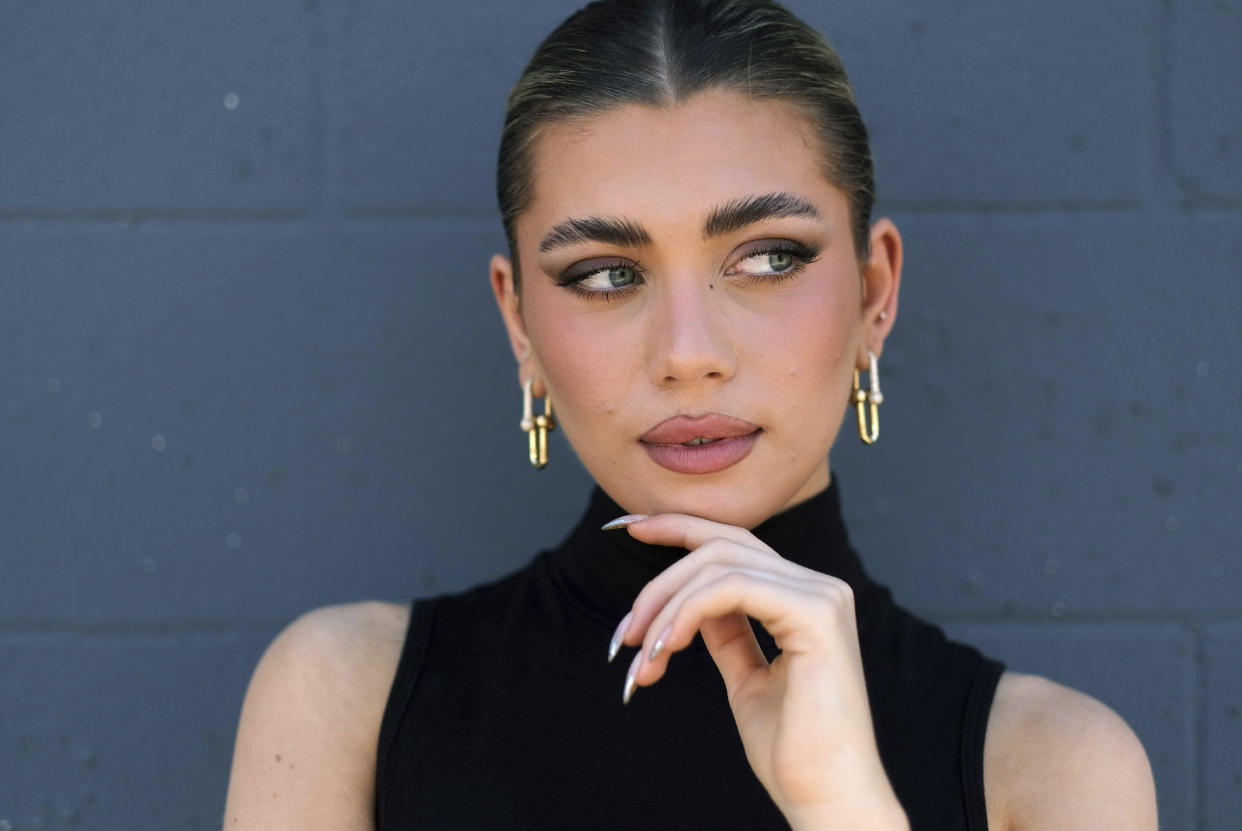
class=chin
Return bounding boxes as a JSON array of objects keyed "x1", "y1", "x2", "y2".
[{"x1": 604, "y1": 470, "x2": 809, "y2": 530}]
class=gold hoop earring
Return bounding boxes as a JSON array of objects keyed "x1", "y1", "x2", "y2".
[
  {"x1": 852, "y1": 350, "x2": 883, "y2": 445},
  {"x1": 520, "y1": 378, "x2": 556, "y2": 469}
]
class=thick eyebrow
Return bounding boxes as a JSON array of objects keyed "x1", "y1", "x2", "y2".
[
  {"x1": 538, "y1": 216, "x2": 652, "y2": 253},
  {"x1": 702, "y1": 191, "x2": 820, "y2": 239},
  {"x1": 536, "y1": 191, "x2": 820, "y2": 254}
]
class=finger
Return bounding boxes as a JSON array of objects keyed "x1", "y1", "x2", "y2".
[
  {"x1": 619, "y1": 537, "x2": 776, "y2": 648},
  {"x1": 634, "y1": 566, "x2": 824, "y2": 688},
  {"x1": 621, "y1": 512, "x2": 778, "y2": 556},
  {"x1": 698, "y1": 611, "x2": 769, "y2": 694},
  {"x1": 619, "y1": 533, "x2": 836, "y2": 650}
]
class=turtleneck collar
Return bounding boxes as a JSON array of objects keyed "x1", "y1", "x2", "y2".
[{"x1": 545, "y1": 479, "x2": 872, "y2": 625}]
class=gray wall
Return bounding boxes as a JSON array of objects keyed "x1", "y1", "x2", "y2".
[{"x1": 2, "y1": 1, "x2": 1239, "y2": 828}]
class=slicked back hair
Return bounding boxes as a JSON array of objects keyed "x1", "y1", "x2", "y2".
[{"x1": 497, "y1": 0, "x2": 875, "y2": 286}]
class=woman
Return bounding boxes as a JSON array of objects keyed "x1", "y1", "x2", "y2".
[{"x1": 223, "y1": 1, "x2": 1157, "y2": 827}]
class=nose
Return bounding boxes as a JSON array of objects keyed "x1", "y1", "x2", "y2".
[{"x1": 647, "y1": 276, "x2": 737, "y2": 386}]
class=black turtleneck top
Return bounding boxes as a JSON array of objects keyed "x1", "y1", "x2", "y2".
[{"x1": 375, "y1": 482, "x2": 1003, "y2": 829}]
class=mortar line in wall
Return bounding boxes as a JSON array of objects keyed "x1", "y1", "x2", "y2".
[
  {"x1": 4, "y1": 203, "x2": 1203, "y2": 227},
  {"x1": 0, "y1": 208, "x2": 496, "y2": 225},
  {"x1": 930, "y1": 610, "x2": 1242, "y2": 626},
  {"x1": 0, "y1": 209, "x2": 310, "y2": 225},
  {"x1": 0, "y1": 213, "x2": 507, "y2": 237},
  {"x1": 1192, "y1": 624, "x2": 1207, "y2": 831},
  {"x1": 1149, "y1": 0, "x2": 1177, "y2": 218},
  {"x1": 1170, "y1": 196, "x2": 1242, "y2": 212},
  {"x1": 4, "y1": 612, "x2": 1236, "y2": 634},
  {"x1": 343, "y1": 205, "x2": 509, "y2": 221},
  {"x1": 314, "y1": 0, "x2": 342, "y2": 223},
  {"x1": 0, "y1": 620, "x2": 289, "y2": 636},
  {"x1": 340, "y1": 202, "x2": 1242, "y2": 222},
  {"x1": 339, "y1": 200, "x2": 1146, "y2": 219},
  {"x1": 878, "y1": 198, "x2": 1144, "y2": 214},
  {"x1": 7, "y1": 611, "x2": 1231, "y2": 633}
]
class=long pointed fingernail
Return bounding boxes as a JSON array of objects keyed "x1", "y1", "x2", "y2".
[
  {"x1": 601, "y1": 514, "x2": 648, "y2": 531},
  {"x1": 607, "y1": 611, "x2": 632, "y2": 663},
  {"x1": 622, "y1": 651, "x2": 641, "y2": 705},
  {"x1": 648, "y1": 625, "x2": 671, "y2": 662}
]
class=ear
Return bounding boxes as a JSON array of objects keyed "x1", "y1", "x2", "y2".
[
  {"x1": 490, "y1": 253, "x2": 540, "y2": 389},
  {"x1": 857, "y1": 217, "x2": 902, "y2": 368}
]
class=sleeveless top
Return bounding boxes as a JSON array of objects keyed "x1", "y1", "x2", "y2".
[{"x1": 376, "y1": 481, "x2": 1004, "y2": 830}]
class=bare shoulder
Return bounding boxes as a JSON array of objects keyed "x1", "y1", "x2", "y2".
[
  {"x1": 984, "y1": 671, "x2": 1157, "y2": 831},
  {"x1": 263, "y1": 600, "x2": 410, "y2": 683},
  {"x1": 222, "y1": 601, "x2": 411, "y2": 829}
]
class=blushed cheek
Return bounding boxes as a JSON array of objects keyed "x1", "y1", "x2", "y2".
[
  {"x1": 777, "y1": 295, "x2": 853, "y2": 376},
  {"x1": 531, "y1": 313, "x2": 632, "y2": 429},
  {"x1": 771, "y1": 282, "x2": 857, "y2": 445}
]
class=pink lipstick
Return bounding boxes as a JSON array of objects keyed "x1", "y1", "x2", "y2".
[{"x1": 639, "y1": 413, "x2": 760, "y2": 475}]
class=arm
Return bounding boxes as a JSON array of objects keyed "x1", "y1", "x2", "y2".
[
  {"x1": 221, "y1": 601, "x2": 408, "y2": 830},
  {"x1": 985, "y1": 672, "x2": 1158, "y2": 831}
]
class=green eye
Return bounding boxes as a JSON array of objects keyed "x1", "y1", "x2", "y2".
[
  {"x1": 607, "y1": 267, "x2": 637, "y2": 287},
  {"x1": 735, "y1": 249, "x2": 802, "y2": 277},
  {"x1": 579, "y1": 265, "x2": 639, "y2": 291},
  {"x1": 767, "y1": 252, "x2": 794, "y2": 272}
]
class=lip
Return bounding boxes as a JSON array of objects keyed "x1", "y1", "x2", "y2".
[
  {"x1": 640, "y1": 413, "x2": 761, "y2": 444},
  {"x1": 639, "y1": 413, "x2": 761, "y2": 475}
]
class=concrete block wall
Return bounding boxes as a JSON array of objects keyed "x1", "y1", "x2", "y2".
[{"x1": 1, "y1": 1, "x2": 1237, "y2": 828}]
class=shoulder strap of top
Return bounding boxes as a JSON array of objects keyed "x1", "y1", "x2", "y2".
[
  {"x1": 961, "y1": 658, "x2": 1005, "y2": 831},
  {"x1": 374, "y1": 597, "x2": 437, "y2": 829}
]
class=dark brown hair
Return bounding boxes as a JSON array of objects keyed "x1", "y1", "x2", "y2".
[{"x1": 496, "y1": 0, "x2": 875, "y2": 284}]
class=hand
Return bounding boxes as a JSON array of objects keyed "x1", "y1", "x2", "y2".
[{"x1": 606, "y1": 512, "x2": 909, "y2": 831}]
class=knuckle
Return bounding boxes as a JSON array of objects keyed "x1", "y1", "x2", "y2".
[
  {"x1": 700, "y1": 560, "x2": 733, "y2": 582},
  {"x1": 631, "y1": 580, "x2": 661, "y2": 614},
  {"x1": 717, "y1": 569, "x2": 750, "y2": 593},
  {"x1": 821, "y1": 576, "x2": 853, "y2": 601},
  {"x1": 834, "y1": 580, "x2": 855, "y2": 604},
  {"x1": 814, "y1": 579, "x2": 855, "y2": 614}
]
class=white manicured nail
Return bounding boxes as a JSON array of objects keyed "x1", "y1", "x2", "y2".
[
  {"x1": 649, "y1": 625, "x2": 671, "y2": 662},
  {"x1": 622, "y1": 651, "x2": 641, "y2": 705},
  {"x1": 601, "y1": 514, "x2": 648, "y2": 531},
  {"x1": 608, "y1": 611, "x2": 632, "y2": 663}
]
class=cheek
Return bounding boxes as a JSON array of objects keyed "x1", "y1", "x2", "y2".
[
  {"x1": 756, "y1": 272, "x2": 859, "y2": 457},
  {"x1": 764, "y1": 273, "x2": 858, "y2": 380},
  {"x1": 524, "y1": 300, "x2": 634, "y2": 422}
]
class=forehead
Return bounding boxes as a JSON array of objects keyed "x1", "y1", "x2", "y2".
[{"x1": 522, "y1": 89, "x2": 845, "y2": 241}]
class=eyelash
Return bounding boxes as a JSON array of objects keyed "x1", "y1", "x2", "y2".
[
  {"x1": 737, "y1": 243, "x2": 821, "y2": 281},
  {"x1": 554, "y1": 260, "x2": 647, "y2": 303},
  {"x1": 555, "y1": 242, "x2": 821, "y2": 303}
]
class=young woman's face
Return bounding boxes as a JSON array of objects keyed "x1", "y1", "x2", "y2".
[{"x1": 493, "y1": 88, "x2": 899, "y2": 528}]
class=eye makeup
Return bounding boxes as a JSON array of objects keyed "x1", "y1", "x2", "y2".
[
  {"x1": 553, "y1": 259, "x2": 647, "y2": 302},
  {"x1": 550, "y1": 237, "x2": 823, "y2": 302},
  {"x1": 728, "y1": 240, "x2": 821, "y2": 282}
]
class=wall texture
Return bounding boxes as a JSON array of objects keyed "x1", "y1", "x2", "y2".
[{"x1": 2, "y1": 1, "x2": 1239, "y2": 828}]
